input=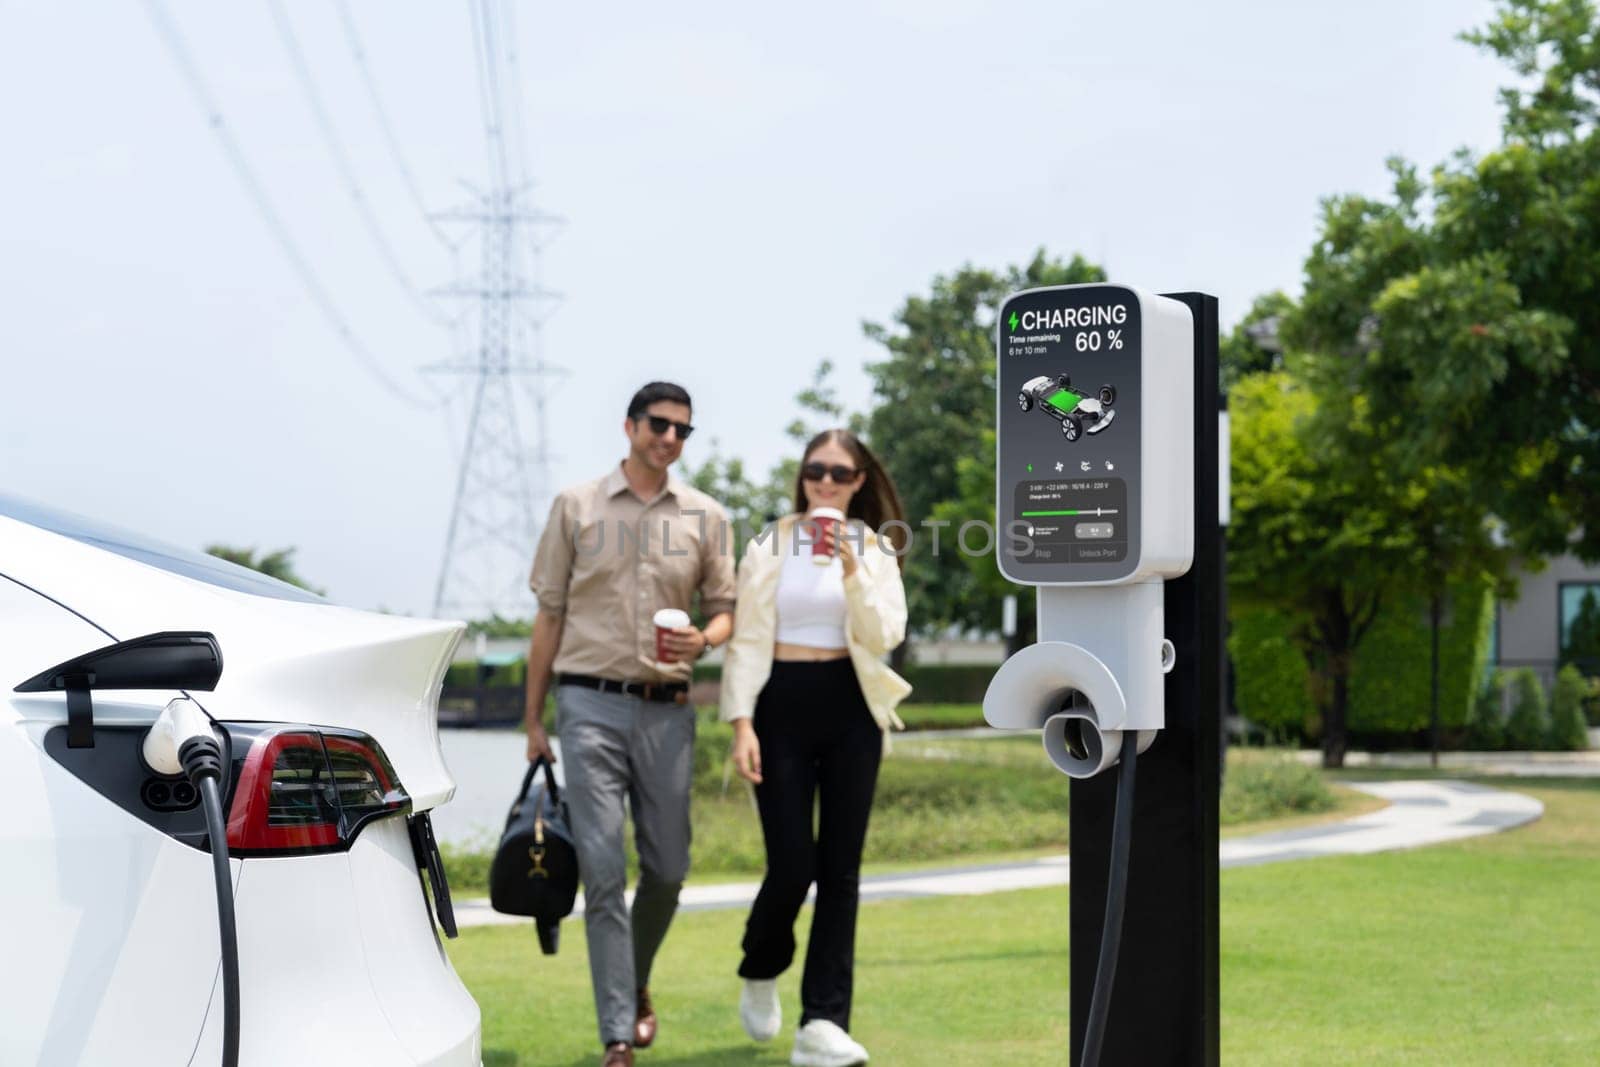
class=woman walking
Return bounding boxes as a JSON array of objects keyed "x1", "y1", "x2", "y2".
[{"x1": 720, "y1": 428, "x2": 911, "y2": 1067}]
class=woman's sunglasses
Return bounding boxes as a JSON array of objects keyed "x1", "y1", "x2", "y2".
[
  {"x1": 640, "y1": 415, "x2": 695, "y2": 441},
  {"x1": 801, "y1": 462, "x2": 860, "y2": 483}
]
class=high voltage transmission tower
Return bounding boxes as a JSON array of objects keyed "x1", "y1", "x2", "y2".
[
  {"x1": 144, "y1": 0, "x2": 560, "y2": 618},
  {"x1": 430, "y1": 0, "x2": 564, "y2": 620}
]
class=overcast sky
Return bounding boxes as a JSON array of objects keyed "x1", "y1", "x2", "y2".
[{"x1": 1, "y1": 0, "x2": 1510, "y2": 616}]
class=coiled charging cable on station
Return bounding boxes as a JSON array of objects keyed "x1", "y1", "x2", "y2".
[
  {"x1": 146, "y1": 699, "x2": 240, "y2": 1067},
  {"x1": 1080, "y1": 732, "x2": 1138, "y2": 1067}
]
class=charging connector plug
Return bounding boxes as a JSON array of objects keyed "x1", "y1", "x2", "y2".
[
  {"x1": 143, "y1": 697, "x2": 240, "y2": 1067},
  {"x1": 142, "y1": 697, "x2": 220, "y2": 779}
]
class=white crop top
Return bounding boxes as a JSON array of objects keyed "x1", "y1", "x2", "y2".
[{"x1": 774, "y1": 534, "x2": 848, "y2": 649}]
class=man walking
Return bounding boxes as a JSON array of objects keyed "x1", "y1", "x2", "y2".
[{"x1": 524, "y1": 381, "x2": 736, "y2": 1067}]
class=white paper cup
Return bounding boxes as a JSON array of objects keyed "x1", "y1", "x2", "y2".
[
  {"x1": 653, "y1": 608, "x2": 692, "y2": 662},
  {"x1": 808, "y1": 507, "x2": 845, "y2": 566}
]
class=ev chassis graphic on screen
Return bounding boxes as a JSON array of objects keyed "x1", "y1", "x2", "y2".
[{"x1": 1017, "y1": 373, "x2": 1117, "y2": 442}]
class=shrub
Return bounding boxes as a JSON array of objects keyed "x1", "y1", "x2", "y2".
[
  {"x1": 1219, "y1": 753, "x2": 1335, "y2": 824},
  {"x1": 1465, "y1": 671, "x2": 1507, "y2": 751},
  {"x1": 1549, "y1": 665, "x2": 1590, "y2": 751},
  {"x1": 1584, "y1": 675, "x2": 1600, "y2": 728},
  {"x1": 693, "y1": 713, "x2": 735, "y2": 795},
  {"x1": 1504, "y1": 668, "x2": 1550, "y2": 751}
]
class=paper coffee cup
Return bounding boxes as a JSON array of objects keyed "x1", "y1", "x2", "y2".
[
  {"x1": 653, "y1": 608, "x2": 692, "y2": 662},
  {"x1": 809, "y1": 507, "x2": 845, "y2": 566}
]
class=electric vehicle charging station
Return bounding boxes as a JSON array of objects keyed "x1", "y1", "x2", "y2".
[{"x1": 986, "y1": 285, "x2": 1222, "y2": 1065}]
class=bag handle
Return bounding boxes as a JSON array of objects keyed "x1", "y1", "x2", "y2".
[{"x1": 520, "y1": 754, "x2": 561, "y2": 807}]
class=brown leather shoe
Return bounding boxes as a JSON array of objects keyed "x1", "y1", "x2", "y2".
[
  {"x1": 634, "y1": 987, "x2": 658, "y2": 1049},
  {"x1": 601, "y1": 1042, "x2": 633, "y2": 1067}
]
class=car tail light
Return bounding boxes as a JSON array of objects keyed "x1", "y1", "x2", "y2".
[{"x1": 224, "y1": 724, "x2": 409, "y2": 855}]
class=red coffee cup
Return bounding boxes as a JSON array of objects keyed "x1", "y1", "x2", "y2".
[
  {"x1": 653, "y1": 608, "x2": 691, "y2": 662},
  {"x1": 808, "y1": 507, "x2": 845, "y2": 566}
]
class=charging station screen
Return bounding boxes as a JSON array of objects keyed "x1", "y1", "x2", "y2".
[{"x1": 997, "y1": 286, "x2": 1141, "y2": 583}]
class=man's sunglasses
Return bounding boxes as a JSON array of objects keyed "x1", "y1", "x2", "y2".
[
  {"x1": 639, "y1": 415, "x2": 695, "y2": 441},
  {"x1": 801, "y1": 462, "x2": 860, "y2": 483}
]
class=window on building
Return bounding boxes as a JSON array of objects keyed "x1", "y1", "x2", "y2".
[{"x1": 1559, "y1": 583, "x2": 1600, "y2": 676}]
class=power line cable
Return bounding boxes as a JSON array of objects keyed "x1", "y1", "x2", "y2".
[
  {"x1": 265, "y1": 0, "x2": 450, "y2": 328},
  {"x1": 139, "y1": 0, "x2": 437, "y2": 409},
  {"x1": 497, "y1": 0, "x2": 532, "y2": 194},
  {"x1": 331, "y1": 0, "x2": 458, "y2": 252}
]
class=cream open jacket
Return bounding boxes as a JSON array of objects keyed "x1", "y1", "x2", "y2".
[{"x1": 719, "y1": 514, "x2": 911, "y2": 731}]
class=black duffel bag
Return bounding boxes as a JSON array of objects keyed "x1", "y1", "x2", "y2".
[{"x1": 490, "y1": 756, "x2": 579, "y2": 954}]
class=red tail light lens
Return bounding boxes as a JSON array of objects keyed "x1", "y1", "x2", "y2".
[{"x1": 224, "y1": 725, "x2": 409, "y2": 855}]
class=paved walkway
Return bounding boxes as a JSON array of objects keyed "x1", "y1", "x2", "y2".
[
  {"x1": 1292, "y1": 747, "x2": 1600, "y2": 778},
  {"x1": 451, "y1": 778, "x2": 1542, "y2": 929}
]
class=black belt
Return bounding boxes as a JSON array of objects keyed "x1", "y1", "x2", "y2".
[{"x1": 557, "y1": 673, "x2": 690, "y2": 704}]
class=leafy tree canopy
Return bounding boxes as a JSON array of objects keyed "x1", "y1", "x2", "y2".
[
  {"x1": 1285, "y1": 0, "x2": 1600, "y2": 560},
  {"x1": 1228, "y1": 368, "x2": 1511, "y2": 764}
]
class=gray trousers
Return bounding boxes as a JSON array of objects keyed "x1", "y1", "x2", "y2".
[{"x1": 556, "y1": 684, "x2": 696, "y2": 1046}]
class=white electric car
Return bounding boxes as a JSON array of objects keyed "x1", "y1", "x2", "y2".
[{"x1": 0, "y1": 493, "x2": 482, "y2": 1066}]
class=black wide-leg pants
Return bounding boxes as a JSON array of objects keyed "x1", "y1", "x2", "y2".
[{"x1": 737, "y1": 658, "x2": 883, "y2": 1030}]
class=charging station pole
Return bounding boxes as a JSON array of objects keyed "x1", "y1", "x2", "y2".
[{"x1": 1069, "y1": 293, "x2": 1220, "y2": 1065}]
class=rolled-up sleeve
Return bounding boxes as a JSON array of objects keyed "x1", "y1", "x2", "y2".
[
  {"x1": 529, "y1": 494, "x2": 574, "y2": 616},
  {"x1": 697, "y1": 502, "x2": 737, "y2": 618},
  {"x1": 843, "y1": 533, "x2": 907, "y2": 656}
]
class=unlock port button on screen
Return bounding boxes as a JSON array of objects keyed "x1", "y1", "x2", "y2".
[{"x1": 1074, "y1": 522, "x2": 1115, "y2": 539}]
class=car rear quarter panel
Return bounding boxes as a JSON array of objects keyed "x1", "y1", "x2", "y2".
[
  {"x1": 186, "y1": 817, "x2": 481, "y2": 1066},
  {"x1": 0, "y1": 576, "x2": 223, "y2": 1067}
]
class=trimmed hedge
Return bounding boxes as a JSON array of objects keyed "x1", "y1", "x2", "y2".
[
  {"x1": 701, "y1": 661, "x2": 994, "y2": 704},
  {"x1": 1228, "y1": 609, "x2": 1314, "y2": 737},
  {"x1": 443, "y1": 659, "x2": 527, "y2": 689},
  {"x1": 1229, "y1": 578, "x2": 1493, "y2": 743},
  {"x1": 1347, "y1": 580, "x2": 1493, "y2": 734}
]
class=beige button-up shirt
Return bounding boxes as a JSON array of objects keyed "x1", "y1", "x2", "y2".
[{"x1": 530, "y1": 464, "x2": 736, "y2": 684}]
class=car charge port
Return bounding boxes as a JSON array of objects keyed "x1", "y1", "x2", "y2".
[{"x1": 141, "y1": 776, "x2": 199, "y2": 811}]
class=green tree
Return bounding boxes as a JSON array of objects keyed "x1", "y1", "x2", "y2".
[
  {"x1": 1220, "y1": 291, "x2": 1295, "y2": 396},
  {"x1": 204, "y1": 544, "x2": 323, "y2": 595},
  {"x1": 863, "y1": 249, "x2": 1105, "y2": 637},
  {"x1": 1227, "y1": 371, "x2": 1459, "y2": 767},
  {"x1": 1287, "y1": 0, "x2": 1600, "y2": 562}
]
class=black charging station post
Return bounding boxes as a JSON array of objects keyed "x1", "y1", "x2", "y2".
[{"x1": 1068, "y1": 292, "x2": 1221, "y2": 1065}]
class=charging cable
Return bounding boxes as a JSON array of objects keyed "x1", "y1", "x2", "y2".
[
  {"x1": 1079, "y1": 731, "x2": 1138, "y2": 1067},
  {"x1": 145, "y1": 698, "x2": 240, "y2": 1067}
]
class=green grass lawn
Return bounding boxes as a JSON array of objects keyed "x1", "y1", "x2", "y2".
[
  {"x1": 444, "y1": 733, "x2": 1341, "y2": 895},
  {"x1": 447, "y1": 777, "x2": 1600, "y2": 1065},
  {"x1": 893, "y1": 702, "x2": 990, "y2": 730}
]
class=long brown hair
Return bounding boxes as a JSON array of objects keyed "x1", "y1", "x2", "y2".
[{"x1": 793, "y1": 429, "x2": 908, "y2": 565}]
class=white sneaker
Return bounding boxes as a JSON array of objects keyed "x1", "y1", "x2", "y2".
[
  {"x1": 790, "y1": 1019, "x2": 869, "y2": 1067},
  {"x1": 740, "y1": 978, "x2": 781, "y2": 1042}
]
